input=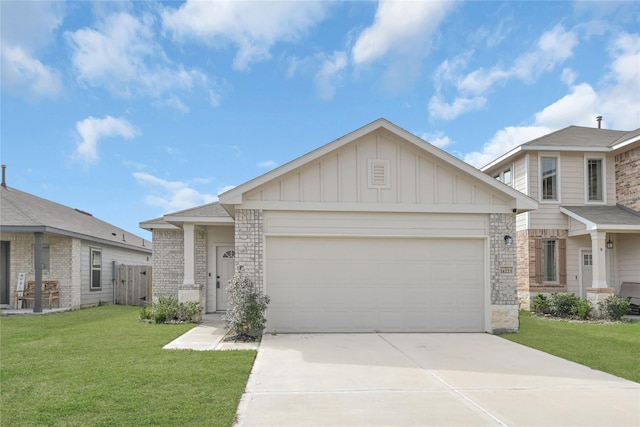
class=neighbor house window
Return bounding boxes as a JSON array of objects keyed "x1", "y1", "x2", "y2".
[
  {"x1": 541, "y1": 156, "x2": 558, "y2": 201},
  {"x1": 90, "y1": 248, "x2": 102, "y2": 290},
  {"x1": 542, "y1": 240, "x2": 558, "y2": 282},
  {"x1": 587, "y1": 158, "x2": 603, "y2": 202},
  {"x1": 33, "y1": 244, "x2": 50, "y2": 271},
  {"x1": 494, "y1": 167, "x2": 513, "y2": 187}
]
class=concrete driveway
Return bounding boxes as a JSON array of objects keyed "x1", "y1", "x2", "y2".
[{"x1": 235, "y1": 333, "x2": 639, "y2": 426}]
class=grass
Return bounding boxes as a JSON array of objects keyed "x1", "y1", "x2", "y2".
[
  {"x1": 500, "y1": 311, "x2": 640, "y2": 383},
  {"x1": 0, "y1": 305, "x2": 256, "y2": 427}
]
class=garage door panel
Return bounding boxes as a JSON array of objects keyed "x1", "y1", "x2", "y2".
[{"x1": 266, "y1": 237, "x2": 485, "y2": 333}]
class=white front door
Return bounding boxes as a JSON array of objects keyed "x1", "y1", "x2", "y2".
[
  {"x1": 216, "y1": 247, "x2": 235, "y2": 311},
  {"x1": 581, "y1": 250, "x2": 593, "y2": 299}
]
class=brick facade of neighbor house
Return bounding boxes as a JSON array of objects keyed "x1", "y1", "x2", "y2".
[
  {"x1": 489, "y1": 213, "x2": 519, "y2": 333},
  {"x1": 234, "y1": 209, "x2": 264, "y2": 291},
  {"x1": 515, "y1": 228, "x2": 568, "y2": 309},
  {"x1": 615, "y1": 146, "x2": 640, "y2": 211}
]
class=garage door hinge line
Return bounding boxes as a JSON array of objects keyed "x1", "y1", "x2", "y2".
[{"x1": 376, "y1": 334, "x2": 509, "y2": 427}]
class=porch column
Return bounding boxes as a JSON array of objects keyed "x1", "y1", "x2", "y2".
[
  {"x1": 590, "y1": 231, "x2": 608, "y2": 288},
  {"x1": 183, "y1": 224, "x2": 195, "y2": 286},
  {"x1": 33, "y1": 232, "x2": 43, "y2": 313}
]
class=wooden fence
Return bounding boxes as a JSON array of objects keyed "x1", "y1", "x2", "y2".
[{"x1": 116, "y1": 265, "x2": 152, "y2": 307}]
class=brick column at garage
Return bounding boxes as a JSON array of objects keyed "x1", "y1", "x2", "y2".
[
  {"x1": 489, "y1": 213, "x2": 518, "y2": 333},
  {"x1": 234, "y1": 209, "x2": 264, "y2": 291}
]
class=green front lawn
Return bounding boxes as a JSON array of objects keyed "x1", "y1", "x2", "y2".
[
  {"x1": 501, "y1": 311, "x2": 640, "y2": 383},
  {"x1": 0, "y1": 305, "x2": 256, "y2": 427}
]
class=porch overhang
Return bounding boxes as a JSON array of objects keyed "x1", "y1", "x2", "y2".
[{"x1": 561, "y1": 205, "x2": 640, "y2": 236}]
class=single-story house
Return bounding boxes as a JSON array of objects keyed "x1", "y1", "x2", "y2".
[
  {"x1": 141, "y1": 119, "x2": 538, "y2": 333},
  {"x1": 1, "y1": 171, "x2": 152, "y2": 310}
]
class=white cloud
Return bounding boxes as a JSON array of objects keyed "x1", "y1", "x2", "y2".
[
  {"x1": 314, "y1": 51, "x2": 348, "y2": 100},
  {"x1": 217, "y1": 185, "x2": 237, "y2": 196},
  {"x1": 161, "y1": 0, "x2": 329, "y2": 71},
  {"x1": 133, "y1": 172, "x2": 217, "y2": 212},
  {"x1": 75, "y1": 116, "x2": 140, "y2": 163},
  {"x1": 257, "y1": 160, "x2": 278, "y2": 169},
  {"x1": 511, "y1": 25, "x2": 578, "y2": 82},
  {"x1": 421, "y1": 131, "x2": 454, "y2": 149},
  {"x1": 1, "y1": 43, "x2": 62, "y2": 100},
  {"x1": 464, "y1": 126, "x2": 552, "y2": 168},
  {"x1": 463, "y1": 31, "x2": 640, "y2": 168},
  {"x1": 66, "y1": 12, "x2": 207, "y2": 105},
  {"x1": 351, "y1": 0, "x2": 454, "y2": 66},
  {"x1": 430, "y1": 25, "x2": 579, "y2": 121},
  {"x1": 428, "y1": 95, "x2": 486, "y2": 121},
  {"x1": 0, "y1": 1, "x2": 64, "y2": 100}
]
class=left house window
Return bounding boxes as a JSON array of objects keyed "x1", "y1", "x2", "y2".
[
  {"x1": 33, "y1": 244, "x2": 50, "y2": 271},
  {"x1": 90, "y1": 248, "x2": 102, "y2": 290}
]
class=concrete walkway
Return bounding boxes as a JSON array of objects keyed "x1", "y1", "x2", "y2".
[
  {"x1": 235, "y1": 333, "x2": 640, "y2": 426},
  {"x1": 163, "y1": 313, "x2": 260, "y2": 351}
]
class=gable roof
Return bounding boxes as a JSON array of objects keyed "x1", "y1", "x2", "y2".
[
  {"x1": 219, "y1": 118, "x2": 538, "y2": 213},
  {"x1": 1, "y1": 185, "x2": 151, "y2": 252},
  {"x1": 139, "y1": 202, "x2": 233, "y2": 230},
  {"x1": 482, "y1": 125, "x2": 640, "y2": 171}
]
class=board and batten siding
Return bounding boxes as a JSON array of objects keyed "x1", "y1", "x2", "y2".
[{"x1": 245, "y1": 129, "x2": 510, "y2": 210}]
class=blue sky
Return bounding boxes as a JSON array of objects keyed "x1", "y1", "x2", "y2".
[{"x1": 2, "y1": 1, "x2": 639, "y2": 240}]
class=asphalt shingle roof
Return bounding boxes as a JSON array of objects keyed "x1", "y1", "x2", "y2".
[
  {"x1": 522, "y1": 126, "x2": 631, "y2": 148},
  {"x1": 562, "y1": 205, "x2": 640, "y2": 227},
  {"x1": 1, "y1": 185, "x2": 151, "y2": 251}
]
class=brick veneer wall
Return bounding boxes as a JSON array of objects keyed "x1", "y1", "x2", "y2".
[
  {"x1": 615, "y1": 146, "x2": 640, "y2": 211},
  {"x1": 1, "y1": 232, "x2": 80, "y2": 308},
  {"x1": 150, "y1": 228, "x2": 207, "y2": 302},
  {"x1": 489, "y1": 213, "x2": 517, "y2": 305},
  {"x1": 151, "y1": 229, "x2": 183, "y2": 299},
  {"x1": 489, "y1": 213, "x2": 519, "y2": 333},
  {"x1": 516, "y1": 228, "x2": 568, "y2": 309},
  {"x1": 234, "y1": 209, "x2": 264, "y2": 291}
]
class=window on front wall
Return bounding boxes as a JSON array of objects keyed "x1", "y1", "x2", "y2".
[
  {"x1": 542, "y1": 240, "x2": 558, "y2": 282},
  {"x1": 90, "y1": 248, "x2": 102, "y2": 290},
  {"x1": 541, "y1": 157, "x2": 558, "y2": 201},
  {"x1": 587, "y1": 158, "x2": 603, "y2": 202}
]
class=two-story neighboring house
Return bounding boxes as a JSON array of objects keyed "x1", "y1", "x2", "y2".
[{"x1": 482, "y1": 125, "x2": 640, "y2": 310}]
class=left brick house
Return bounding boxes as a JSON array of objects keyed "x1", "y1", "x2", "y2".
[{"x1": 0, "y1": 171, "x2": 152, "y2": 309}]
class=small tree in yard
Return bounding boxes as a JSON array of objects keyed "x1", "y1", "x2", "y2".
[{"x1": 223, "y1": 269, "x2": 270, "y2": 338}]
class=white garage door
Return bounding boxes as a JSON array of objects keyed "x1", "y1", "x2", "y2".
[{"x1": 265, "y1": 236, "x2": 485, "y2": 333}]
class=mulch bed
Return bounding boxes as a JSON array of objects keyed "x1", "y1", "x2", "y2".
[{"x1": 222, "y1": 333, "x2": 261, "y2": 343}]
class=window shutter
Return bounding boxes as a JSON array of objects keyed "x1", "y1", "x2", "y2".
[
  {"x1": 559, "y1": 238, "x2": 567, "y2": 285},
  {"x1": 535, "y1": 238, "x2": 542, "y2": 284}
]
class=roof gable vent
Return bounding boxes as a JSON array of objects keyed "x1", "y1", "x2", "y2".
[{"x1": 368, "y1": 159, "x2": 390, "y2": 189}]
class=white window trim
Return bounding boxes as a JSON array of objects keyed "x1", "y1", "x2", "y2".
[
  {"x1": 538, "y1": 153, "x2": 561, "y2": 204},
  {"x1": 584, "y1": 154, "x2": 607, "y2": 204},
  {"x1": 90, "y1": 247, "x2": 102, "y2": 290},
  {"x1": 493, "y1": 163, "x2": 514, "y2": 187}
]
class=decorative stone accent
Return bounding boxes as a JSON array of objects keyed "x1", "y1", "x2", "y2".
[
  {"x1": 587, "y1": 287, "x2": 614, "y2": 318},
  {"x1": 234, "y1": 209, "x2": 264, "y2": 291},
  {"x1": 491, "y1": 305, "x2": 519, "y2": 334},
  {"x1": 178, "y1": 283, "x2": 204, "y2": 308},
  {"x1": 489, "y1": 213, "x2": 518, "y2": 332}
]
